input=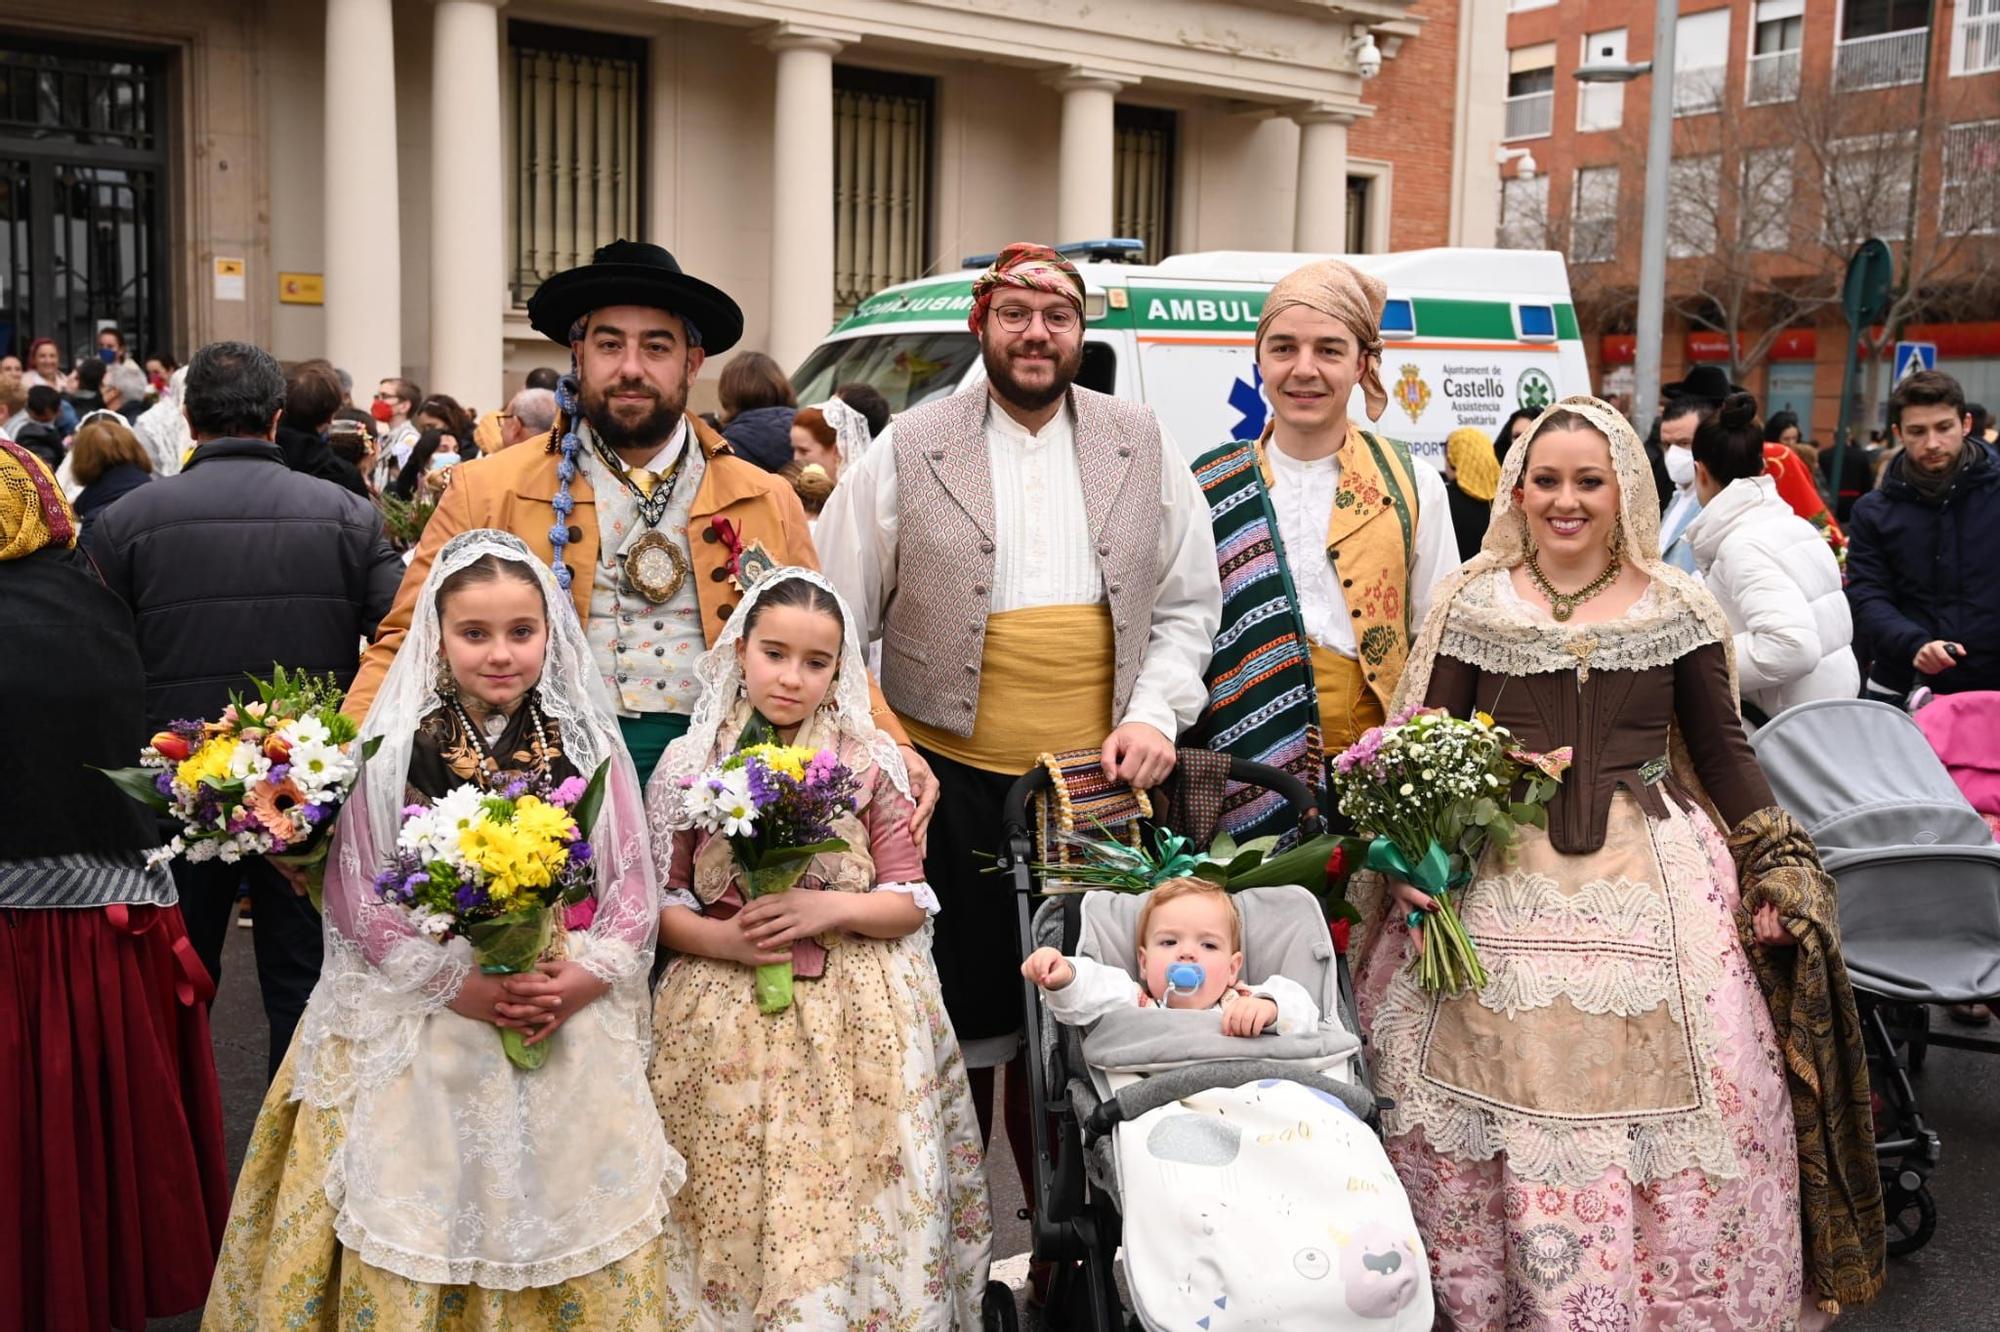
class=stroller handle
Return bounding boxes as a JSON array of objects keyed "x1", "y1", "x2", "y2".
[{"x1": 998, "y1": 751, "x2": 1324, "y2": 865}]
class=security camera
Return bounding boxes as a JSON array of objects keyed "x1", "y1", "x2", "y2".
[{"x1": 1348, "y1": 30, "x2": 1382, "y2": 80}]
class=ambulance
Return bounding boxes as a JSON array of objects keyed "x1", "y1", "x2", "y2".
[{"x1": 790, "y1": 243, "x2": 1592, "y2": 468}]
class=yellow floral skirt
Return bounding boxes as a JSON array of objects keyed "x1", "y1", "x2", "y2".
[{"x1": 203, "y1": 1043, "x2": 691, "y2": 1331}]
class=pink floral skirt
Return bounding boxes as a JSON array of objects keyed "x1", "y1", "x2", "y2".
[{"x1": 1357, "y1": 806, "x2": 1810, "y2": 1332}]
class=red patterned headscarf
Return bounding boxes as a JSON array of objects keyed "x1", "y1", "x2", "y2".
[
  {"x1": 0, "y1": 437, "x2": 79, "y2": 560},
  {"x1": 968, "y1": 242, "x2": 1086, "y2": 334}
]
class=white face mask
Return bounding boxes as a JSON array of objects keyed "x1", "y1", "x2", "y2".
[{"x1": 1664, "y1": 445, "x2": 1697, "y2": 489}]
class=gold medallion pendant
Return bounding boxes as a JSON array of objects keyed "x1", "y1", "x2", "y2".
[{"x1": 623, "y1": 529, "x2": 689, "y2": 603}]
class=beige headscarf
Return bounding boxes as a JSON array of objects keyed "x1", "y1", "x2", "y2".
[{"x1": 1255, "y1": 258, "x2": 1389, "y2": 421}]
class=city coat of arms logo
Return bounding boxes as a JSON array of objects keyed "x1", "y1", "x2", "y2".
[{"x1": 1393, "y1": 364, "x2": 1431, "y2": 423}]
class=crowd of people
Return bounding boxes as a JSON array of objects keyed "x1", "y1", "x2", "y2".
[{"x1": 4, "y1": 235, "x2": 1994, "y2": 1330}]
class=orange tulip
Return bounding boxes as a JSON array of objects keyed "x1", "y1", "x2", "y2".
[
  {"x1": 151, "y1": 732, "x2": 191, "y2": 762},
  {"x1": 263, "y1": 734, "x2": 292, "y2": 763}
]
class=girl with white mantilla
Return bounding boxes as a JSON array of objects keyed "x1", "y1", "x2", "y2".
[
  {"x1": 205, "y1": 530, "x2": 685, "y2": 1327},
  {"x1": 645, "y1": 569, "x2": 992, "y2": 1329}
]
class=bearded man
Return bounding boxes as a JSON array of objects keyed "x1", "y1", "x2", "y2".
[
  {"x1": 346, "y1": 240, "x2": 935, "y2": 820},
  {"x1": 1192, "y1": 258, "x2": 1457, "y2": 837},
  {"x1": 816, "y1": 242, "x2": 1220, "y2": 1186}
]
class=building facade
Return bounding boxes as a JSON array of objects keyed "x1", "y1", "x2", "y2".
[
  {"x1": 1498, "y1": 0, "x2": 2000, "y2": 434},
  {"x1": 0, "y1": 0, "x2": 1506, "y2": 415}
]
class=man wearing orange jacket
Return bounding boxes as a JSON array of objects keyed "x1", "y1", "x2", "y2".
[{"x1": 345, "y1": 239, "x2": 935, "y2": 824}]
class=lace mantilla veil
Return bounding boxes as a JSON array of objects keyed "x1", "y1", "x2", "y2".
[
  {"x1": 293, "y1": 529, "x2": 674, "y2": 1290},
  {"x1": 816, "y1": 395, "x2": 875, "y2": 468},
  {"x1": 1358, "y1": 396, "x2": 1741, "y2": 931},
  {"x1": 646, "y1": 567, "x2": 909, "y2": 852}
]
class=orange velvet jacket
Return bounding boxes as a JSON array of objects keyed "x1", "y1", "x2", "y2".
[{"x1": 343, "y1": 412, "x2": 905, "y2": 739}]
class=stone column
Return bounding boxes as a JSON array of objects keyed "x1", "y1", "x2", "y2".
[
  {"x1": 430, "y1": 0, "x2": 506, "y2": 411},
  {"x1": 324, "y1": 0, "x2": 402, "y2": 395},
  {"x1": 763, "y1": 23, "x2": 854, "y2": 374},
  {"x1": 1048, "y1": 67, "x2": 1130, "y2": 244},
  {"x1": 1293, "y1": 104, "x2": 1356, "y2": 254}
]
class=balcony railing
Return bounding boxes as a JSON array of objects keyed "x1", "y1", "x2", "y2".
[
  {"x1": 1835, "y1": 27, "x2": 1929, "y2": 91},
  {"x1": 1746, "y1": 48, "x2": 1801, "y2": 104},
  {"x1": 1504, "y1": 90, "x2": 1553, "y2": 140},
  {"x1": 1959, "y1": 14, "x2": 2000, "y2": 75}
]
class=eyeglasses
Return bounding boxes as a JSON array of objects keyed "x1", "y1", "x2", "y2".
[
  {"x1": 991, "y1": 304, "x2": 1079, "y2": 334},
  {"x1": 372, "y1": 390, "x2": 398, "y2": 402}
]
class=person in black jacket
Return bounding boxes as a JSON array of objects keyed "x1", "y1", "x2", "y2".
[
  {"x1": 276, "y1": 357, "x2": 369, "y2": 497},
  {"x1": 84, "y1": 339, "x2": 404, "y2": 1077},
  {"x1": 1846, "y1": 370, "x2": 2000, "y2": 701}
]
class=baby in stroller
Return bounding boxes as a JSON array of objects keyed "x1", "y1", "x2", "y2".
[
  {"x1": 1026, "y1": 877, "x2": 1434, "y2": 1331},
  {"x1": 1022, "y1": 877, "x2": 1319, "y2": 1037}
]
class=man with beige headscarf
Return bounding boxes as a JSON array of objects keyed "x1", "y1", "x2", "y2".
[{"x1": 1191, "y1": 258, "x2": 1458, "y2": 838}]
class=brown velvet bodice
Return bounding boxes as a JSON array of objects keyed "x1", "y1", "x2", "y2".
[{"x1": 1424, "y1": 641, "x2": 1773, "y2": 854}]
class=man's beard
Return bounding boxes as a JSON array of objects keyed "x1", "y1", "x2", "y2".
[
  {"x1": 581, "y1": 377, "x2": 686, "y2": 451},
  {"x1": 982, "y1": 336, "x2": 1083, "y2": 415}
]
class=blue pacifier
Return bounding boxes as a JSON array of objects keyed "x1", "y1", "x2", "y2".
[{"x1": 1165, "y1": 962, "x2": 1205, "y2": 996}]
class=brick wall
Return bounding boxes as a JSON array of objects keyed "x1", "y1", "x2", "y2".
[{"x1": 1352, "y1": 0, "x2": 1461, "y2": 249}]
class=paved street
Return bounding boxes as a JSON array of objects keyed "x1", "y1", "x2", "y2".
[{"x1": 167, "y1": 921, "x2": 2000, "y2": 1330}]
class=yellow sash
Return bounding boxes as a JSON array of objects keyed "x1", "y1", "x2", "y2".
[
  {"x1": 1310, "y1": 645, "x2": 1387, "y2": 752},
  {"x1": 900, "y1": 605, "x2": 1115, "y2": 775}
]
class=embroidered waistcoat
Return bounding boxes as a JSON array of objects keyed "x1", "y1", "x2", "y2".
[
  {"x1": 578, "y1": 436, "x2": 707, "y2": 715},
  {"x1": 880, "y1": 384, "x2": 1163, "y2": 738}
]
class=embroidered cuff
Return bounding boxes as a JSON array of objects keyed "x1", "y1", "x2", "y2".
[{"x1": 873, "y1": 880, "x2": 941, "y2": 915}]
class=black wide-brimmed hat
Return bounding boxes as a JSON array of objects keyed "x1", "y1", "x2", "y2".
[
  {"x1": 1662, "y1": 363, "x2": 1744, "y2": 405},
  {"x1": 526, "y1": 239, "x2": 744, "y2": 354}
]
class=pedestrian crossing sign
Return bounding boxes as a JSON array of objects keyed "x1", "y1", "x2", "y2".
[{"x1": 1894, "y1": 341, "x2": 1937, "y2": 384}]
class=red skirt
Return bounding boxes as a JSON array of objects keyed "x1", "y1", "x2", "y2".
[{"x1": 0, "y1": 902, "x2": 230, "y2": 1331}]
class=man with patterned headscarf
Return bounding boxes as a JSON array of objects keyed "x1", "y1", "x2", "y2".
[
  {"x1": 1191, "y1": 257, "x2": 1458, "y2": 839},
  {"x1": 816, "y1": 241, "x2": 1221, "y2": 1190}
]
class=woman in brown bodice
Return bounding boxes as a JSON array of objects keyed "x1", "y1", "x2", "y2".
[{"x1": 1352, "y1": 396, "x2": 1881, "y2": 1329}]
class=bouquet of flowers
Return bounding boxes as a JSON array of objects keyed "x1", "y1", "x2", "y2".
[
  {"x1": 98, "y1": 666, "x2": 378, "y2": 907},
  {"x1": 680, "y1": 740, "x2": 860, "y2": 1015},
  {"x1": 1022, "y1": 821, "x2": 1361, "y2": 920},
  {"x1": 371, "y1": 765, "x2": 607, "y2": 1070},
  {"x1": 1331, "y1": 708, "x2": 1572, "y2": 994}
]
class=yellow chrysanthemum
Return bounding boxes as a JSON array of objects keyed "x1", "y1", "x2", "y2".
[
  {"x1": 742, "y1": 743, "x2": 815, "y2": 781},
  {"x1": 176, "y1": 737, "x2": 238, "y2": 790},
  {"x1": 510, "y1": 795, "x2": 577, "y2": 849}
]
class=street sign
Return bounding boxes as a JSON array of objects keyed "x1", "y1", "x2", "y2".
[
  {"x1": 1842, "y1": 239, "x2": 1894, "y2": 328},
  {"x1": 1834, "y1": 238, "x2": 1896, "y2": 496},
  {"x1": 1894, "y1": 341, "x2": 1937, "y2": 384}
]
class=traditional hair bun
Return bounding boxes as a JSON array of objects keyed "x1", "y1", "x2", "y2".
[{"x1": 1719, "y1": 392, "x2": 1758, "y2": 432}]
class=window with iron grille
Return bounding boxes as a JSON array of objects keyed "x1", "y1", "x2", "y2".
[
  {"x1": 1941, "y1": 120, "x2": 2000, "y2": 235},
  {"x1": 1113, "y1": 104, "x2": 1175, "y2": 261},
  {"x1": 834, "y1": 67, "x2": 933, "y2": 316},
  {"x1": 0, "y1": 41, "x2": 169, "y2": 364},
  {"x1": 508, "y1": 22, "x2": 643, "y2": 307}
]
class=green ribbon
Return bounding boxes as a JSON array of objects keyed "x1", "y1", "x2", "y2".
[
  {"x1": 1364, "y1": 837, "x2": 1461, "y2": 896},
  {"x1": 1141, "y1": 827, "x2": 1202, "y2": 884}
]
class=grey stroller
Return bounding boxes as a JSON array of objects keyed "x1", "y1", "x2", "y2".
[
  {"x1": 995, "y1": 756, "x2": 1428, "y2": 1331},
  {"x1": 1752, "y1": 698, "x2": 2000, "y2": 1255}
]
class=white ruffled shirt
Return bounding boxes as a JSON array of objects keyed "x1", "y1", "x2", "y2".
[
  {"x1": 816, "y1": 396, "x2": 1222, "y2": 738},
  {"x1": 1263, "y1": 438, "x2": 1458, "y2": 658}
]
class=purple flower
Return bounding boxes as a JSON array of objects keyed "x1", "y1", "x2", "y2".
[
  {"x1": 403, "y1": 803, "x2": 428, "y2": 819},
  {"x1": 153, "y1": 770, "x2": 175, "y2": 797},
  {"x1": 567, "y1": 839, "x2": 593, "y2": 864},
  {"x1": 269, "y1": 762, "x2": 290, "y2": 782},
  {"x1": 454, "y1": 881, "x2": 486, "y2": 912},
  {"x1": 550, "y1": 775, "x2": 588, "y2": 807},
  {"x1": 504, "y1": 778, "x2": 529, "y2": 799}
]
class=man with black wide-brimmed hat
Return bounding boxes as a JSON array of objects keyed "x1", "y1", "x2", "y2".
[{"x1": 345, "y1": 240, "x2": 933, "y2": 810}]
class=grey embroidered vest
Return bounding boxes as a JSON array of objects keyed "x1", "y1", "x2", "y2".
[{"x1": 881, "y1": 383, "x2": 1164, "y2": 737}]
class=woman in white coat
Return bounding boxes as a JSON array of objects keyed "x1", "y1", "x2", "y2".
[{"x1": 1686, "y1": 392, "x2": 1859, "y2": 721}]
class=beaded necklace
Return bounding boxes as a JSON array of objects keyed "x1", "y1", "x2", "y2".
[
  {"x1": 450, "y1": 695, "x2": 553, "y2": 787},
  {"x1": 1524, "y1": 547, "x2": 1622, "y2": 623}
]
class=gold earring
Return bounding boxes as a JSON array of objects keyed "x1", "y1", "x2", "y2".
[
  {"x1": 435, "y1": 654, "x2": 458, "y2": 699},
  {"x1": 1609, "y1": 516, "x2": 1626, "y2": 558}
]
